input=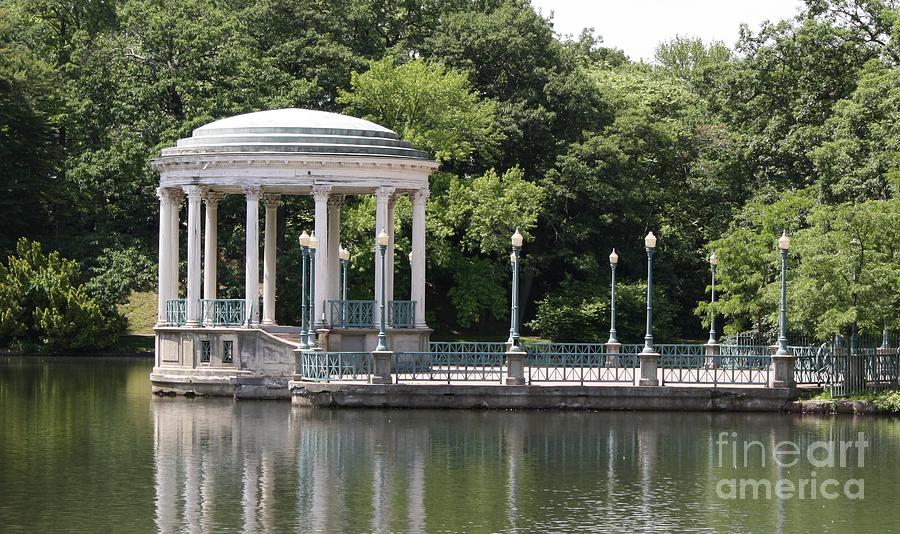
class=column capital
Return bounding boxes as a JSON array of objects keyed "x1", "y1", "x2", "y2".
[
  {"x1": 183, "y1": 185, "x2": 206, "y2": 201},
  {"x1": 157, "y1": 187, "x2": 184, "y2": 204},
  {"x1": 243, "y1": 185, "x2": 263, "y2": 201},
  {"x1": 327, "y1": 194, "x2": 345, "y2": 209},
  {"x1": 412, "y1": 188, "x2": 430, "y2": 205},
  {"x1": 261, "y1": 193, "x2": 283, "y2": 209},
  {"x1": 311, "y1": 185, "x2": 332, "y2": 202},
  {"x1": 203, "y1": 191, "x2": 224, "y2": 207},
  {"x1": 375, "y1": 186, "x2": 396, "y2": 202}
]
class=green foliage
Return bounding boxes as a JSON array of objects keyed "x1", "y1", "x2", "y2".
[
  {"x1": 811, "y1": 60, "x2": 900, "y2": 202},
  {"x1": 654, "y1": 35, "x2": 732, "y2": 78},
  {"x1": 792, "y1": 199, "x2": 900, "y2": 337},
  {"x1": 85, "y1": 247, "x2": 157, "y2": 312},
  {"x1": 873, "y1": 389, "x2": 900, "y2": 412},
  {"x1": 528, "y1": 280, "x2": 676, "y2": 343},
  {"x1": 697, "y1": 190, "x2": 816, "y2": 335},
  {"x1": 338, "y1": 57, "x2": 503, "y2": 163},
  {"x1": 0, "y1": 239, "x2": 122, "y2": 352}
]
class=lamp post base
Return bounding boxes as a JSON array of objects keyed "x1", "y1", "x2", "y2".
[
  {"x1": 371, "y1": 350, "x2": 393, "y2": 384},
  {"x1": 505, "y1": 349, "x2": 526, "y2": 385},
  {"x1": 638, "y1": 352, "x2": 660, "y2": 386},
  {"x1": 769, "y1": 354, "x2": 796, "y2": 389}
]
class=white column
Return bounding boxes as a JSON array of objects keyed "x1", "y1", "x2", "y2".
[
  {"x1": 261, "y1": 194, "x2": 281, "y2": 326},
  {"x1": 203, "y1": 192, "x2": 222, "y2": 301},
  {"x1": 374, "y1": 187, "x2": 394, "y2": 326},
  {"x1": 184, "y1": 186, "x2": 203, "y2": 326},
  {"x1": 411, "y1": 189, "x2": 429, "y2": 328},
  {"x1": 156, "y1": 187, "x2": 172, "y2": 324},
  {"x1": 169, "y1": 189, "x2": 183, "y2": 307},
  {"x1": 386, "y1": 193, "x2": 397, "y2": 307},
  {"x1": 244, "y1": 185, "x2": 261, "y2": 326},
  {"x1": 327, "y1": 195, "x2": 344, "y2": 306},
  {"x1": 312, "y1": 185, "x2": 331, "y2": 328}
]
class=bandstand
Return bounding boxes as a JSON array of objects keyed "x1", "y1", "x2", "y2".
[{"x1": 150, "y1": 109, "x2": 439, "y2": 398}]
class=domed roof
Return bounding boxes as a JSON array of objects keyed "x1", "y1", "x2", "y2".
[{"x1": 161, "y1": 108, "x2": 429, "y2": 159}]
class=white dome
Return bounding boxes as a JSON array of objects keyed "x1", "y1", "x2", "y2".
[{"x1": 161, "y1": 108, "x2": 429, "y2": 159}]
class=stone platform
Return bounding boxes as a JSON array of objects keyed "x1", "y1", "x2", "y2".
[{"x1": 289, "y1": 381, "x2": 797, "y2": 411}]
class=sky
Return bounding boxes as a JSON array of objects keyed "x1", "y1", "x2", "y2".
[{"x1": 530, "y1": 0, "x2": 806, "y2": 62}]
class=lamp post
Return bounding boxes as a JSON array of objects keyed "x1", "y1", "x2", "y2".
[
  {"x1": 339, "y1": 247, "x2": 350, "y2": 301},
  {"x1": 508, "y1": 229, "x2": 523, "y2": 351},
  {"x1": 339, "y1": 246, "x2": 350, "y2": 326},
  {"x1": 641, "y1": 232, "x2": 657, "y2": 354},
  {"x1": 376, "y1": 229, "x2": 390, "y2": 351},
  {"x1": 608, "y1": 249, "x2": 619, "y2": 344},
  {"x1": 308, "y1": 232, "x2": 319, "y2": 350},
  {"x1": 776, "y1": 232, "x2": 790, "y2": 356},
  {"x1": 708, "y1": 252, "x2": 719, "y2": 345},
  {"x1": 298, "y1": 231, "x2": 310, "y2": 349}
]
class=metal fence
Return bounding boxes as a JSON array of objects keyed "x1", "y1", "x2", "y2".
[
  {"x1": 525, "y1": 343, "x2": 636, "y2": 384},
  {"x1": 660, "y1": 347, "x2": 770, "y2": 386},
  {"x1": 389, "y1": 301, "x2": 416, "y2": 328},
  {"x1": 165, "y1": 299, "x2": 186, "y2": 325},
  {"x1": 394, "y1": 351, "x2": 505, "y2": 383},
  {"x1": 200, "y1": 299, "x2": 246, "y2": 326},
  {"x1": 297, "y1": 351, "x2": 372, "y2": 382},
  {"x1": 328, "y1": 300, "x2": 375, "y2": 328}
]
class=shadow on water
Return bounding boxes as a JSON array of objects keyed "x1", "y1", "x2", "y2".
[{"x1": 2, "y1": 357, "x2": 899, "y2": 533}]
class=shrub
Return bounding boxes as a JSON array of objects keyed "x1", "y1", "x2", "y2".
[
  {"x1": 0, "y1": 239, "x2": 122, "y2": 352},
  {"x1": 527, "y1": 279, "x2": 676, "y2": 343}
]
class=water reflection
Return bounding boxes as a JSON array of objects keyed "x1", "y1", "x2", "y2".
[{"x1": 149, "y1": 402, "x2": 900, "y2": 533}]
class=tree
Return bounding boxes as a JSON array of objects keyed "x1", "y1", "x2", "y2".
[
  {"x1": 654, "y1": 35, "x2": 732, "y2": 79},
  {"x1": 791, "y1": 199, "x2": 900, "y2": 338},
  {"x1": 0, "y1": 239, "x2": 121, "y2": 352},
  {"x1": 812, "y1": 60, "x2": 900, "y2": 202},
  {"x1": 696, "y1": 190, "x2": 816, "y2": 336},
  {"x1": 338, "y1": 57, "x2": 503, "y2": 166}
]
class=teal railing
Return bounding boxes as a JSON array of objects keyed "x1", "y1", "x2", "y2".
[
  {"x1": 328, "y1": 300, "x2": 375, "y2": 328},
  {"x1": 525, "y1": 343, "x2": 636, "y2": 384},
  {"x1": 165, "y1": 299, "x2": 186, "y2": 325},
  {"x1": 298, "y1": 351, "x2": 372, "y2": 382},
  {"x1": 394, "y1": 351, "x2": 504, "y2": 383},
  {"x1": 200, "y1": 299, "x2": 246, "y2": 326},
  {"x1": 389, "y1": 300, "x2": 416, "y2": 328},
  {"x1": 429, "y1": 341, "x2": 507, "y2": 354}
]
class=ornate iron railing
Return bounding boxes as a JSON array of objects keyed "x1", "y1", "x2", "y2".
[
  {"x1": 661, "y1": 345, "x2": 770, "y2": 385},
  {"x1": 298, "y1": 351, "x2": 372, "y2": 382},
  {"x1": 790, "y1": 344, "x2": 831, "y2": 386},
  {"x1": 165, "y1": 299, "x2": 186, "y2": 325},
  {"x1": 389, "y1": 300, "x2": 416, "y2": 328},
  {"x1": 394, "y1": 351, "x2": 504, "y2": 383},
  {"x1": 525, "y1": 343, "x2": 635, "y2": 384},
  {"x1": 200, "y1": 299, "x2": 246, "y2": 326},
  {"x1": 328, "y1": 300, "x2": 375, "y2": 328},
  {"x1": 429, "y1": 342, "x2": 507, "y2": 354}
]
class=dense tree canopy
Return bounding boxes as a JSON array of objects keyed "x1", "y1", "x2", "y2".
[{"x1": 0, "y1": 0, "x2": 898, "y2": 349}]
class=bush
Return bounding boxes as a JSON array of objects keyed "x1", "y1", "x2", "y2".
[
  {"x1": 527, "y1": 279, "x2": 676, "y2": 343},
  {"x1": 0, "y1": 239, "x2": 123, "y2": 352}
]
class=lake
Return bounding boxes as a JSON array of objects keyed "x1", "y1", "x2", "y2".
[{"x1": 1, "y1": 356, "x2": 898, "y2": 533}]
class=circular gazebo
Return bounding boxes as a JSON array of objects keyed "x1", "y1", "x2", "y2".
[{"x1": 150, "y1": 109, "x2": 439, "y2": 397}]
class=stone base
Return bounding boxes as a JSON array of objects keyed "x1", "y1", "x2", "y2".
[
  {"x1": 371, "y1": 350, "x2": 393, "y2": 384},
  {"x1": 639, "y1": 352, "x2": 660, "y2": 386},
  {"x1": 289, "y1": 382, "x2": 797, "y2": 411},
  {"x1": 505, "y1": 350, "x2": 526, "y2": 385},
  {"x1": 769, "y1": 354, "x2": 797, "y2": 389}
]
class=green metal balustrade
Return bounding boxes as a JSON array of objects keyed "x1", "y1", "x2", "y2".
[
  {"x1": 328, "y1": 300, "x2": 375, "y2": 328},
  {"x1": 298, "y1": 351, "x2": 372, "y2": 382},
  {"x1": 389, "y1": 301, "x2": 416, "y2": 328},
  {"x1": 200, "y1": 299, "x2": 246, "y2": 326},
  {"x1": 524, "y1": 343, "x2": 636, "y2": 384},
  {"x1": 165, "y1": 299, "x2": 186, "y2": 326}
]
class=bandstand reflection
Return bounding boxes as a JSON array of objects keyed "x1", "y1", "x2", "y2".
[{"x1": 152, "y1": 401, "x2": 801, "y2": 533}]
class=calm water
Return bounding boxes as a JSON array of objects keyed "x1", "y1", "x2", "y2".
[{"x1": 1, "y1": 357, "x2": 899, "y2": 533}]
